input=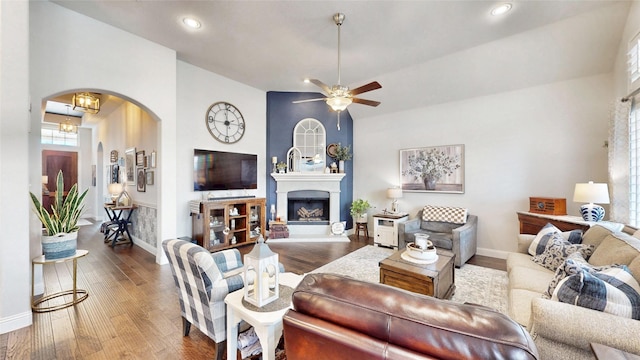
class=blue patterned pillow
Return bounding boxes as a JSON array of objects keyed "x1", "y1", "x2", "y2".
[
  {"x1": 553, "y1": 266, "x2": 640, "y2": 320},
  {"x1": 532, "y1": 232, "x2": 595, "y2": 272},
  {"x1": 528, "y1": 223, "x2": 560, "y2": 256},
  {"x1": 544, "y1": 252, "x2": 617, "y2": 299}
]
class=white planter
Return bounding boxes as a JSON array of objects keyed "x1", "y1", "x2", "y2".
[
  {"x1": 42, "y1": 232, "x2": 78, "y2": 259},
  {"x1": 354, "y1": 214, "x2": 368, "y2": 224}
]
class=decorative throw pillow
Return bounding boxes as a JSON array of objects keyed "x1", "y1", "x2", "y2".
[
  {"x1": 422, "y1": 205, "x2": 467, "y2": 224},
  {"x1": 562, "y1": 230, "x2": 583, "y2": 245},
  {"x1": 528, "y1": 223, "x2": 561, "y2": 256},
  {"x1": 531, "y1": 232, "x2": 595, "y2": 272},
  {"x1": 543, "y1": 252, "x2": 617, "y2": 299},
  {"x1": 552, "y1": 266, "x2": 640, "y2": 320}
]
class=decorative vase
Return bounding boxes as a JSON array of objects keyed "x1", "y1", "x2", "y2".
[
  {"x1": 42, "y1": 232, "x2": 78, "y2": 259},
  {"x1": 423, "y1": 176, "x2": 437, "y2": 190},
  {"x1": 339, "y1": 160, "x2": 345, "y2": 173}
]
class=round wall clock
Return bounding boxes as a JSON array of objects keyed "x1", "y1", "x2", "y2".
[{"x1": 205, "y1": 102, "x2": 246, "y2": 144}]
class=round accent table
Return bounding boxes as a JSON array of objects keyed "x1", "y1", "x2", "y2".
[{"x1": 31, "y1": 249, "x2": 89, "y2": 313}]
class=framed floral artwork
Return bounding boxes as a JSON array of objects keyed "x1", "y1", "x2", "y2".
[{"x1": 400, "y1": 144, "x2": 464, "y2": 193}]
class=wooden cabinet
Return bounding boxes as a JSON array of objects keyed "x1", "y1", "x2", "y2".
[
  {"x1": 517, "y1": 211, "x2": 591, "y2": 235},
  {"x1": 192, "y1": 198, "x2": 266, "y2": 251}
]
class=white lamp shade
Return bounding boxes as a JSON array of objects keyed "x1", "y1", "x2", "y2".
[
  {"x1": 326, "y1": 96, "x2": 352, "y2": 111},
  {"x1": 108, "y1": 183, "x2": 123, "y2": 195},
  {"x1": 573, "y1": 181, "x2": 610, "y2": 204},
  {"x1": 387, "y1": 188, "x2": 403, "y2": 199},
  {"x1": 42, "y1": 175, "x2": 48, "y2": 184}
]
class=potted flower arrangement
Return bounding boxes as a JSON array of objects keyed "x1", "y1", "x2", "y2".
[
  {"x1": 276, "y1": 161, "x2": 287, "y2": 173},
  {"x1": 350, "y1": 198, "x2": 371, "y2": 223},
  {"x1": 30, "y1": 170, "x2": 88, "y2": 259},
  {"x1": 402, "y1": 148, "x2": 460, "y2": 190},
  {"x1": 333, "y1": 143, "x2": 352, "y2": 173}
]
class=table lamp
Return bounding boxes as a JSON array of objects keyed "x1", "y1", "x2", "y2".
[
  {"x1": 108, "y1": 183, "x2": 123, "y2": 203},
  {"x1": 42, "y1": 175, "x2": 49, "y2": 194},
  {"x1": 387, "y1": 187, "x2": 403, "y2": 214},
  {"x1": 573, "y1": 181, "x2": 610, "y2": 222}
]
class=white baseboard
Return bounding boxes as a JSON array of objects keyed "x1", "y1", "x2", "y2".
[
  {"x1": 476, "y1": 247, "x2": 510, "y2": 260},
  {"x1": 132, "y1": 236, "x2": 157, "y2": 255},
  {"x1": 0, "y1": 311, "x2": 32, "y2": 335}
]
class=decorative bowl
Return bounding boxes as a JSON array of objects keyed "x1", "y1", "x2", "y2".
[{"x1": 406, "y1": 242, "x2": 437, "y2": 261}]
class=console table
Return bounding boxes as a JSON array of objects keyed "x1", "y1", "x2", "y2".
[{"x1": 517, "y1": 211, "x2": 600, "y2": 234}]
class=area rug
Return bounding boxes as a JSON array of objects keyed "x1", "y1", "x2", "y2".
[{"x1": 310, "y1": 245, "x2": 508, "y2": 314}]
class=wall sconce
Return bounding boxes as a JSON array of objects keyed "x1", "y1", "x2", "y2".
[
  {"x1": 387, "y1": 187, "x2": 403, "y2": 214},
  {"x1": 573, "y1": 181, "x2": 610, "y2": 221},
  {"x1": 72, "y1": 92, "x2": 100, "y2": 114}
]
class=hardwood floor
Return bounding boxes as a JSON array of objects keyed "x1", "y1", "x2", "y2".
[{"x1": 0, "y1": 222, "x2": 505, "y2": 359}]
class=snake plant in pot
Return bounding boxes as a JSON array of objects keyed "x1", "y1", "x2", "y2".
[{"x1": 30, "y1": 170, "x2": 88, "y2": 259}]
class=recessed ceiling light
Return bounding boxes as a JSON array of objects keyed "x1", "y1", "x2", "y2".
[
  {"x1": 491, "y1": 3, "x2": 512, "y2": 16},
  {"x1": 303, "y1": 78, "x2": 311, "y2": 83},
  {"x1": 182, "y1": 17, "x2": 201, "y2": 29}
]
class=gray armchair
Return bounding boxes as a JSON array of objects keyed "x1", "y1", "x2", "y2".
[{"x1": 398, "y1": 210, "x2": 477, "y2": 267}]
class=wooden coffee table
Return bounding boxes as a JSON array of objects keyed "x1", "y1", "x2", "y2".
[{"x1": 379, "y1": 249, "x2": 455, "y2": 299}]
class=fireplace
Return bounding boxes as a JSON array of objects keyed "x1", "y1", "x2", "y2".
[
  {"x1": 287, "y1": 190, "x2": 330, "y2": 225},
  {"x1": 271, "y1": 173, "x2": 345, "y2": 236}
]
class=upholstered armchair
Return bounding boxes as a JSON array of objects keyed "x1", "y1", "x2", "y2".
[
  {"x1": 398, "y1": 206, "x2": 478, "y2": 267},
  {"x1": 162, "y1": 239, "x2": 244, "y2": 360}
]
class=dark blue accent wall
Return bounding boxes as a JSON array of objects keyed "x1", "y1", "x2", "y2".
[{"x1": 266, "y1": 91, "x2": 354, "y2": 229}]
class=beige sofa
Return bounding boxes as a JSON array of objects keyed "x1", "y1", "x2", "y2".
[{"x1": 506, "y1": 224, "x2": 640, "y2": 359}]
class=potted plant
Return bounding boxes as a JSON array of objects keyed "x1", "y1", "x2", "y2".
[
  {"x1": 30, "y1": 170, "x2": 88, "y2": 259},
  {"x1": 333, "y1": 143, "x2": 352, "y2": 173},
  {"x1": 350, "y1": 198, "x2": 371, "y2": 223},
  {"x1": 276, "y1": 161, "x2": 287, "y2": 173}
]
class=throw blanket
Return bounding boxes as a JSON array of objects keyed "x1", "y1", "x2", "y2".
[{"x1": 422, "y1": 205, "x2": 467, "y2": 224}]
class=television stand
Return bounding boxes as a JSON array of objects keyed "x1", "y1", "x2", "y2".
[{"x1": 192, "y1": 197, "x2": 265, "y2": 251}]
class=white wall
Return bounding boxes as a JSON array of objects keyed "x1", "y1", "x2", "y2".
[
  {"x1": 29, "y1": 2, "x2": 177, "y2": 266},
  {"x1": 176, "y1": 61, "x2": 267, "y2": 237},
  {"x1": 354, "y1": 73, "x2": 612, "y2": 258},
  {"x1": 0, "y1": 0, "x2": 31, "y2": 334},
  {"x1": 97, "y1": 102, "x2": 159, "y2": 205}
]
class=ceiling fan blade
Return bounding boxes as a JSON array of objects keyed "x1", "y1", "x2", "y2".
[
  {"x1": 308, "y1": 79, "x2": 332, "y2": 94},
  {"x1": 352, "y1": 98, "x2": 381, "y2": 107},
  {"x1": 292, "y1": 97, "x2": 327, "y2": 104},
  {"x1": 350, "y1": 81, "x2": 382, "y2": 96}
]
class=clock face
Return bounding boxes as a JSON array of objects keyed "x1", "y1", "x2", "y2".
[
  {"x1": 206, "y1": 102, "x2": 245, "y2": 144},
  {"x1": 537, "y1": 202, "x2": 545, "y2": 210}
]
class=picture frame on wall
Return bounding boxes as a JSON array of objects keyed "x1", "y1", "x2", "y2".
[
  {"x1": 146, "y1": 170, "x2": 154, "y2": 185},
  {"x1": 137, "y1": 168, "x2": 146, "y2": 192},
  {"x1": 400, "y1": 144, "x2": 464, "y2": 193},
  {"x1": 124, "y1": 148, "x2": 136, "y2": 185},
  {"x1": 136, "y1": 150, "x2": 145, "y2": 167},
  {"x1": 150, "y1": 150, "x2": 156, "y2": 168}
]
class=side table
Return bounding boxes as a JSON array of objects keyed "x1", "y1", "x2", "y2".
[
  {"x1": 373, "y1": 213, "x2": 409, "y2": 249},
  {"x1": 31, "y1": 249, "x2": 89, "y2": 313},
  {"x1": 225, "y1": 272, "x2": 303, "y2": 360}
]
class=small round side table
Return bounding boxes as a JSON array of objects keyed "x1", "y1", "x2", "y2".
[{"x1": 31, "y1": 249, "x2": 89, "y2": 313}]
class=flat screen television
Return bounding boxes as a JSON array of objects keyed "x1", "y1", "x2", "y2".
[{"x1": 193, "y1": 149, "x2": 258, "y2": 191}]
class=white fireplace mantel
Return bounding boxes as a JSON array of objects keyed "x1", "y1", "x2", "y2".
[{"x1": 271, "y1": 172, "x2": 345, "y2": 235}]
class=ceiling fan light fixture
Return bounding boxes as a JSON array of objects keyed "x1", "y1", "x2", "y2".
[{"x1": 326, "y1": 96, "x2": 352, "y2": 112}]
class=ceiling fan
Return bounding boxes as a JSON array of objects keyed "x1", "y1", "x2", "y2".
[{"x1": 294, "y1": 13, "x2": 381, "y2": 130}]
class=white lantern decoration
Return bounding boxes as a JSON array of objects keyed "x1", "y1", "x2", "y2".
[{"x1": 243, "y1": 235, "x2": 279, "y2": 307}]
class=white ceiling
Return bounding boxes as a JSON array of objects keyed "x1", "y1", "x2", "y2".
[{"x1": 51, "y1": 1, "x2": 631, "y2": 119}]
